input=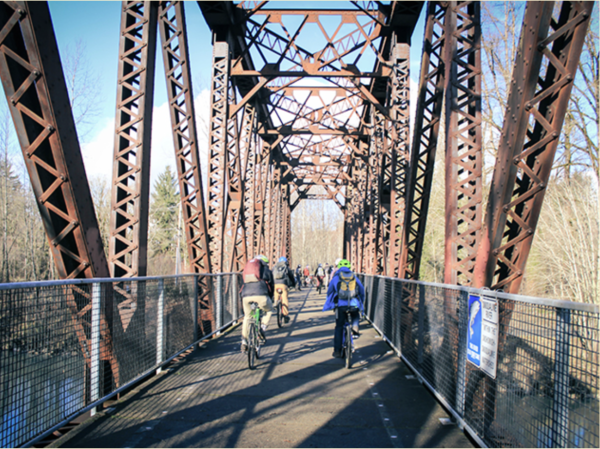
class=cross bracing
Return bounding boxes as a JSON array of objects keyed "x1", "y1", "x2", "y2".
[{"x1": 0, "y1": 0, "x2": 594, "y2": 345}]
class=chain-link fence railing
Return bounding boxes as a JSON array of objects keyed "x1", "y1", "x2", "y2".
[
  {"x1": 359, "y1": 274, "x2": 599, "y2": 448},
  {"x1": 0, "y1": 273, "x2": 242, "y2": 448}
]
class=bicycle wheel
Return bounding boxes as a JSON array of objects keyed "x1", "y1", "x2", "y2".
[
  {"x1": 247, "y1": 323, "x2": 256, "y2": 370},
  {"x1": 345, "y1": 325, "x2": 352, "y2": 369}
]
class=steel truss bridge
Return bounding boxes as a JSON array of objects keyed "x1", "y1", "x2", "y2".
[{"x1": 0, "y1": 1, "x2": 596, "y2": 447}]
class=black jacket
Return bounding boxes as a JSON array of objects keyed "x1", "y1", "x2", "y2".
[
  {"x1": 273, "y1": 262, "x2": 296, "y2": 288},
  {"x1": 241, "y1": 260, "x2": 274, "y2": 298}
]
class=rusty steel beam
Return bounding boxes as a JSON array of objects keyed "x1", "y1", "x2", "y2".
[
  {"x1": 473, "y1": 1, "x2": 594, "y2": 293},
  {"x1": 386, "y1": 42, "x2": 410, "y2": 278},
  {"x1": 158, "y1": 1, "x2": 211, "y2": 276},
  {"x1": 109, "y1": 1, "x2": 157, "y2": 279},
  {"x1": 157, "y1": 1, "x2": 213, "y2": 335},
  {"x1": 225, "y1": 102, "x2": 255, "y2": 272},
  {"x1": 0, "y1": 1, "x2": 109, "y2": 279},
  {"x1": 398, "y1": 1, "x2": 448, "y2": 281},
  {"x1": 444, "y1": 1, "x2": 482, "y2": 287},
  {"x1": 207, "y1": 40, "x2": 229, "y2": 273}
]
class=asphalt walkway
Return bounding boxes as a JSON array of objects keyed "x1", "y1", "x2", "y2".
[{"x1": 56, "y1": 288, "x2": 475, "y2": 448}]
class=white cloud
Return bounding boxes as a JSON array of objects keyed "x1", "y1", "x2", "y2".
[{"x1": 81, "y1": 88, "x2": 212, "y2": 194}]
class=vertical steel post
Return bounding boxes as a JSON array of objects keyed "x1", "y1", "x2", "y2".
[
  {"x1": 444, "y1": 1, "x2": 482, "y2": 287},
  {"x1": 207, "y1": 40, "x2": 230, "y2": 273},
  {"x1": 215, "y1": 274, "x2": 223, "y2": 330},
  {"x1": 387, "y1": 41, "x2": 410, "y2": 278},
  {"x1": 156, "y1": 278, "x2": 164, "y2": 373},
  {"x1": 456, "y1": 290, "x2": 469, "y2": 417},
  {"x1": 158, "y1": 1, "x2": 211, "y2": 276},
  {"x1": 417, "y1": 283, "x2": 426, "y2": 365},
  {"x1": 190, "y1": 275, "x2": 198, "y2": 344},
  {"x1": 398, "y1": 1, "x2": 448, "y2": 281},
  {"x1": 109, "y1": 1, "x2": 158, "y2": 278},
  {"x1": 231, "y1": 273, "x2": 239, "y2": 321},
  {"x1": 90, "y1": 283, "x2": 101, "y2": 415},
  {"x1": 552, "y1": 307, "x2": 571, "y2": 448}
]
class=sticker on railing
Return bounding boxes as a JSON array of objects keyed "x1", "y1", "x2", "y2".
[{"x1": 466, "y1": 294, "x2": 498, "y2": 379}]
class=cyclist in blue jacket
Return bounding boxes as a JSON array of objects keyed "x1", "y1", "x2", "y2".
[{"x1": 322, "y1": 259, "x2": 365, "y2": 358}]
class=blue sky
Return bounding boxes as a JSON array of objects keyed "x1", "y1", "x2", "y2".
[{"x1": 10, "y1": 2, "x2": 425, "y2": 190}]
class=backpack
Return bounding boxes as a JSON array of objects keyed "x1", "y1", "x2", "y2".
[
  {"x1": 273, "y1": 262, "x2": 288, "y2": 280},
  {"x1": 317, "y1": 266, "x2": 324, "y2": 277},
  {"x1": 337, "y1": 270, "x2": 358, "y2": 300},
  {"x1": 243, "y1": 258, "x2": 262, "y2": 283}
]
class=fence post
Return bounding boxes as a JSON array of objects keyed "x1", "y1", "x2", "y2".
[
  {"x1": 551, "y1": 307, "x2": 571, "y2": 447},
  {"x1": 90, "y1": 283, "x2": 101, "y2": 416},
  {"x1": 216, "y1": 275, "x2": 223, "y2": 331},
  {"x1": 156, "y1": 279, "x2": 165, "y2": 374},
  {"x1": 417, "y1": 284, "x2": 426, "y2": 365},
  {"x1": 232, "y1": 274, "x2": 239, "y2": 322},
  {"x1": 192, "y1": 275, "x2": 199, "y2": 344},
  {"x1": 455, "y1": 290, "x2": 469, "y2": 418},
  {"x1": 391, "y1": 279, "x2": 401, "y2": 357}
]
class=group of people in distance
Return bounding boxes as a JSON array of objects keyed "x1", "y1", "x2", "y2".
[
  {"x1": 239, "y1": 255, "x2": 365, "y2": 359},
  {"x1": 292, "y1": 263, "x2": 335, "y2": 292}
]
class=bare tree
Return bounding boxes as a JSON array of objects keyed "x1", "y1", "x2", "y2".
[
  {"x1": 526, "y1": 175, "x2": 598, "y2": 304},
  {"x1": 62, "y1": 39, "x2": 103, "y2": 141}
]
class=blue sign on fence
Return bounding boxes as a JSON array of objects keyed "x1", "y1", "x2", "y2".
[{"x1": 467, "y1": 294, "x2": 482, "y2": 367}]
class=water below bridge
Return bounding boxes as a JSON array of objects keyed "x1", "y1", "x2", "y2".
[{"x1": 56, "y1": 289, "x2": 475, "y2": 448}]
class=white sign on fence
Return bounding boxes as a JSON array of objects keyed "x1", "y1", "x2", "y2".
[{"x1": 466, "y1": 294, "x2": 498, "y2": 379}]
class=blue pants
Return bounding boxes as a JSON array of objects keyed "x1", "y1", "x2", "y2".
[{"x1": 334, "y1": 307, "x2": 360, "y2": 352}]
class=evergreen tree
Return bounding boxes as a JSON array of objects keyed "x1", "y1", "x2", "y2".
[{"x1": 148, "y1": 166, "x2": 180, "y2": 274}]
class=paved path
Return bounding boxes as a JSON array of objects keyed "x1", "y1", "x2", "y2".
[{"x1": 57, "y1": 289, "x2": 475, "y2": 448}]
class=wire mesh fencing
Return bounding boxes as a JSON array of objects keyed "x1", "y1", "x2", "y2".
[
  {"x1": 359, "y1": 274, "x2": 599, "y2": 448},
  {"x1": 0, "y1": 273, "x2": 242, "y2": 448}
]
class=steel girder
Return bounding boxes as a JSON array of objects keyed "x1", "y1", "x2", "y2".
[
  {"x1": 468, "y1": 3, "x2": 593, "y2": 442},
  {"x1": 109, "y1": 1, "x2": 157, "y2": 279},
  {"x1": 200, "y1": 1, "x2": 423, "y2": 270},
  {"x1": 207, "y1": 40, "x2": 230, "y2": 273},
  {"x1": 109, "y1": 1, "x2": 212, "y2": 281},
  {"x1": 0, "y1": 0, "x2": 119, "y2": 389},
  {"x1": 474, "y1": 1, "x2": 594, "y2": 294},
  {"x1": 0, "y1": 1, "x2": 109, "y2": 280},
  {"x1": 158, "y1": 1, "x2": 212, "y2": 277},
  {"x1": 444, "y1": 2, "x2": 483, "y2": 287},
  {"x1": 386, "y1": 42, "x2": 411, "y2": 278},
  {"x1": 398, "y1": 1, "x2": 448, "y2": 281}
]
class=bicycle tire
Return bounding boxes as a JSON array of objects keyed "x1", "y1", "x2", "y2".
[
  {"x1": 248, "y1": 323, "x2": 256, "y2": 370},
  {"x1": 345, "y1": 325, "x2": 352, "y2": 369}
]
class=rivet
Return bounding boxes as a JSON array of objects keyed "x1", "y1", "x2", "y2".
[
  {"x1": 47, "y1": 125, "x2": 55, "y2": 133},
  {"x1": 537, "y1": 43, "x2": 545, "y2": 52}
]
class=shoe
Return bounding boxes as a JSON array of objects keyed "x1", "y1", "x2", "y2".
[
  {"x1": 332, "y1": 350, "x2": 342, "y2": 358},
  {"x1": 352, "y1": 328, "x2": 361, "y2": 338},
  {"x1": 284, "y1": 315, "x2": 290, "y2": 323},
  {"x1": 241, "y1": 339, "x2": 248, "y2": 353}
]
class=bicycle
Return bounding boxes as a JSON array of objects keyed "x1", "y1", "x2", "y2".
[
  {"x1": 338, "y1": 306, "x2": 359, "y2": 369},
  {"x1": 246, "y1": 301, "x2": 265, "y2": 370}
]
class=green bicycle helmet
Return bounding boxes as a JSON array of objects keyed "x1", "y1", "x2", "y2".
[
  {"x1": 337, "y1": 259, "x2": 351, "y2": 269},
  {"x1": 255, "y1": 254, "x2": 269, "y2": 264}
]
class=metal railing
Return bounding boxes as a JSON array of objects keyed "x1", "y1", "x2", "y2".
[
  {"x1": 0, "y1": 273, "x2": 242, "y2": 448},
  {"x1": 359, "y1": 274, "x2": 599, "y2": 448}
]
